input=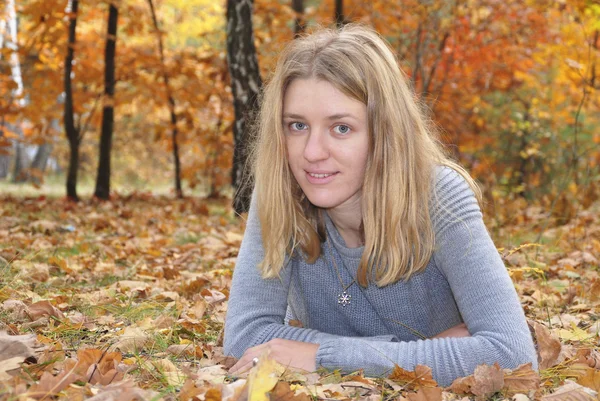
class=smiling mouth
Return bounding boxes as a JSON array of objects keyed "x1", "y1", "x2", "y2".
[{"x1": 307, "y1": 172, "x2": 337, "y2": 178}]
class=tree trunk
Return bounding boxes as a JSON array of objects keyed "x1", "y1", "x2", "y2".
[
  {"x1": 64, "y1": 0, "x2": 80, "y2": 201},
  {"x1": 292, "y1": 0, "x2": 305, "y2": 38},
  {"x1": 94, "y1": 3, "x2": 118, "y2": 200},
  {"x1": 147, "y1": 0, "x2": 183, "y2": 199},
  {"x1": 335, "y1": 0, "x2": 344, "y2": 27},
  {"x1": 30, "y1": 142, "x2": 53, "y2": 184},
  {"x1": 226, "y1": 0, "x2": 262, "y2": 214},
  {"x1": 11, "y1": 133, "x2": 26, "y2": 183},
  {"x1": 67, "y1": 136, "x2": 80, "y2": 199}
]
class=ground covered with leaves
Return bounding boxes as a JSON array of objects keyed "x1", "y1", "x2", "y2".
[{"x1": 0, "y1": 194, "x2": 599, "y2": 400}]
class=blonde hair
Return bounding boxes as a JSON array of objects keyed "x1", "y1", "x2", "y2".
[{"x1": 249, "y1": 24, "x2": 480, "y2": 287}]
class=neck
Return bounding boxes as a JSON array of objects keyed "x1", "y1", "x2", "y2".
[{"x1": 327, "y1": 201, "x2": 363, "y2": 248}]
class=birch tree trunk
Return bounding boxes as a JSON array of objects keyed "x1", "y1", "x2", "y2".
[
  {"x1": 1, "y1": 0, "x2": 25, "y2": 182},
  {"x1": 226, "y1": 0, "x2": 262, "y2": 214}
]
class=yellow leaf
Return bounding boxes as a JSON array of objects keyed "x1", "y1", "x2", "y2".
[
  {"x1": 557, "y1": 324, "x2": 594, "y2": 342},
  {"x1": 248, "y1": 352, "x2": 285, "y2": 401}
]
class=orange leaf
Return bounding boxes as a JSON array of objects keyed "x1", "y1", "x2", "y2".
[
  {"x1": 270, "y1": 381, "x2": 311, "y2": 401},
  {"x1": 576, "y1": 368, "x2": 600, "y2": 393},
  {"x1": 389, "y1": 364, "x2": 438, "y2": 390}
]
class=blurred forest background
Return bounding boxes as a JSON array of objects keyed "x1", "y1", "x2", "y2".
[{"x1": 1, "y1": 0, "x2": 599, "y2": 214}]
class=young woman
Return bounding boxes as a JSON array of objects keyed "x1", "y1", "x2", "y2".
[{"x1": 223, "y1": 24, "x2": 537, "y2": 386}]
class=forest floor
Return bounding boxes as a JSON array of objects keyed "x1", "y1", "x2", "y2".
[{"x1": 0, "y1": 193, "x2": 599, "y2": 400}]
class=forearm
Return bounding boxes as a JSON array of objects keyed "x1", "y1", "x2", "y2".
[{"x1": 317, "y1": 330, "x2": 537, "y2": 387}]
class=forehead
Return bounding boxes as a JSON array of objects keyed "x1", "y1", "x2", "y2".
[{"x1": 282, "y1": 78, "x2": 365, "y2": 118}]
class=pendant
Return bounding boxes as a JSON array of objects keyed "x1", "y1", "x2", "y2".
[{"x1": 338, "y1": 291, "x2": 351, "y2": 307}]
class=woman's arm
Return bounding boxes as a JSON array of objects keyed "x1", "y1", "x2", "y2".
[{"x1": 223, "y1": 192, "x2": 343, "y2": 358}]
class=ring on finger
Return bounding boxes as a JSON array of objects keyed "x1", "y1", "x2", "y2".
[{"x1": 252, "y1": 357, "x2": 259, "y2": 367}]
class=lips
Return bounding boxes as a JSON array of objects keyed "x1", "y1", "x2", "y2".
[{"x1": 304, "y1": 170, "x2": 339, "y2": 184}]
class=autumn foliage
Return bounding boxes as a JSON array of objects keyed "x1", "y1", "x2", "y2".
[{"x1": 0, "y1": 0, "x2": 598, "y2": 203}]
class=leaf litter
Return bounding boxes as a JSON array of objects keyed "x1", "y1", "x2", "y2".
[{"x1": 0, "y1": 194, "x2": 599, "y2": 400}]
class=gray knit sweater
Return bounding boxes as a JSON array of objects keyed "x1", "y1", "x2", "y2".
[{"x1": 223, "y1": 167, "x2": 537, "y2": 386}]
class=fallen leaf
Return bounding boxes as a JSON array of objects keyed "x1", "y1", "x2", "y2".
[
  {"x1": 27, "y1": 300, "x2": 64, "y2": 321},
  {"x1": 449, "y1": 363, "x2": 504, "y2": 398},
  {"x1": 269, "y1": 381, "x2": 312, "y2": 401},
  {"x1": 248, "y1": 353, "x2": 284, "y2": 401},
  {"x1": 502, "y1": 363, "x2": 540, "y2": 396},
  {"x1": 407, "y1": 386, "x2": 443, "y2": 401},
  {"x1": 529, "y1": 320, "x2": 562, "y2": 369},
  {"x1": 0, "y1": 331, "x2": 38, "y2": 379},
  {"x1": 540, "y1": 380, "x2": 597, "y2": 400},
  {"x1": 109, "y1": 327, "x2": 149, "y2": 353},
  {"x1": 389, "y1": 364, "x2": 438, "y2": 390},
  {"x1": 576, "y1": 367, "x2": 600, "y2": 392},
  {"x1": 153, "y1": 358, "x2": 187, "y2": 386}
]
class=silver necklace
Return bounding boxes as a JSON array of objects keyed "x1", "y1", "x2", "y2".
[{"x1": 326, "y1": 238, "x2": 356, "y2": 307}]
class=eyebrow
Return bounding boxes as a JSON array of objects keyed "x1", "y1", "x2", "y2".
[{"x1": 282, "y1": 113, "x2": 357, "y2": 121}]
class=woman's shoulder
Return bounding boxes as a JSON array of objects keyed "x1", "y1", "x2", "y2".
[
  {"x1": 430, "y1": 165, "x2": 482, "y2": 228},
  {"x1": 432, "y1": 165, "x2": 474, "y2": 197}
]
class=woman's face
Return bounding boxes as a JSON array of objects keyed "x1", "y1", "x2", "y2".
[{"x1": 283, "y1": 78, "x2": 369, "y2": 213}]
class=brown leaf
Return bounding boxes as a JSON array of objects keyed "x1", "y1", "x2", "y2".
[
  {"x1": 406, "y1": 386, "x2": 442, "y2": 401},
  {"x1": 0, "y1": 331, "x2": 38, "y2": 380},
  {"x1": 449, "y1": 363, "x2": 504, "y2": 398},
  {"x1": 269, "y1": 381, "x2": 311, "y2": 401},
  {"x1": 576, "y1": 367, "x2": 600, "y2": 392},
  {"x1": 27, "y1": 300, "x2": 64, "y2": 321},
  {"x1": 389, "y1": 364, "x2": 438, "y2": 390},
  {"x1": 502, "y1": 363, "x2": 540, "y2": 395},
  {"x1": 541, "y1": 380, "x2": 597, "y2": 401},
  {"x1": 448, "y1": 375, "x2": 474, "y2": 394},
  {"x1": 180, "y1": 379, "x2": 204, "y2": 401},
  {"x1": 529, "y1": 320, "x2": 562, "y2": 369},
  {"x1": 471, "y1": 363, "x2": 504, "y2": 397},
  {"x1": 28, "y1": 370, "x2": 82, "y2": 399},
  {"x1": 205, "y1": 387, "x2": 222, "y2": 401}
]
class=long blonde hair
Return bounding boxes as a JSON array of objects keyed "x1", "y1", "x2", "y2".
[{"x1": 249, "y1": 24, "x2": 480, "y2": 287}]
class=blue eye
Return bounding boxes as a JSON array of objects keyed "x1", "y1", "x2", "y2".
[
  {"x1": 333, "y1": 125, "x2": 350, "y2": 135},
  {"x1": 290, "y1": 122, "x2": 308, "y2": 131}
]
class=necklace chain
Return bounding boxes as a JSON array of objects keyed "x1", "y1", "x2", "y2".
[{"x1": 326, "y1": 238, "x2": 356, "y2": 307}]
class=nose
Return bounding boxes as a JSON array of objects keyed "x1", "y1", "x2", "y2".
[{"x1": 303, "y1": 130, "x2": 329, "y2": 162}]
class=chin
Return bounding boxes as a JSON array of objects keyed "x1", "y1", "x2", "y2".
[{"x1": 303, "y1": 192, "x2": 339, "y2": 209}]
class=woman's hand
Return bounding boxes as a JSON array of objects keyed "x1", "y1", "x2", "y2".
[
  {"x1": 432, "y1": 323, "x2": 470, "y2": 339},
  {"x1": 228, "y1": 338, "x2": 319, "y2": 375}
]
